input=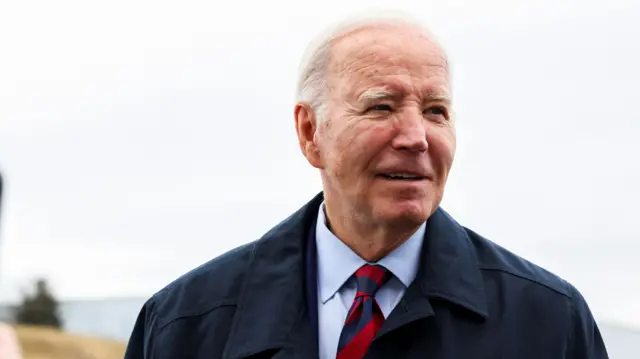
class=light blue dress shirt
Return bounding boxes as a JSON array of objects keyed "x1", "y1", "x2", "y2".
[{"x1": 315, "y1": 202, "x2": 426, "y2": 359}]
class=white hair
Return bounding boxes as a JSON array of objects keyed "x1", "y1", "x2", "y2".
[{"x1": 295, "y1": 10, "x2": 448, "y2": 121}]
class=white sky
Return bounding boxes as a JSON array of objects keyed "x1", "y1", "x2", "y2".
[{"x1": 1, "y1": 0, "x2": 639, "y2": 329}]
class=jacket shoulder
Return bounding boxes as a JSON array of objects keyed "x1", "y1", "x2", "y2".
[
  {"x1": 464, "y1": 227, "x2": 572, "y2": 298},
  {"x1": 463, "y1": 227, "x2": 608, "y2": 357},
  {"x1": 124, "y1": 241, "x2": 257, "y2": 358},
  {"x1": 149, "y1": 240, "x2": 257, "y2": 329}
]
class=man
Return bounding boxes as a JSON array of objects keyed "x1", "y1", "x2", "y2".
[{"x1": 124, "y1": 14, "x2": 609, "y2": 359}]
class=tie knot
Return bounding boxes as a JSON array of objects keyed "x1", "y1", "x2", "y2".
[{"x1": 354, "y1": 264, "x2": 390, "y2": 298}]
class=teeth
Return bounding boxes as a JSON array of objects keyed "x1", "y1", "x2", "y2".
[{"x1": 386, "y1": 173, "x2": 420, "y2": 179}]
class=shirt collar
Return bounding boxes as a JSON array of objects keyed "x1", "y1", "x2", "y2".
[{"x1": 315, "y1": 201, "x2": 425, "y2": 304}]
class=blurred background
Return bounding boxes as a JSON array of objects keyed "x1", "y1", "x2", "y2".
[{"x1": 0, "y1": 0, "x2": 638, "y2": 358}]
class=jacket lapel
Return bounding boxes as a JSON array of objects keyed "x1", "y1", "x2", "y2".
[
  {"x1": 222, "y1": 193, "x2": 324, "y2": 359},
  {"x1": 378, "y1": 207, "x2": 489, "y2": 338},
  {"x1": 271, "y1": 311, "x2": 318, "y2": 359}
]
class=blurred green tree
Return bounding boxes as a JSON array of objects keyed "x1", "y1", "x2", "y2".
[{"x1": 14, "y1": 278, "x2": 63, "y2": 329}]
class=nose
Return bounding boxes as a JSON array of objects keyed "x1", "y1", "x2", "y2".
[{"x1": 391, "y1": 109, "x2": 428, "y2": 152}]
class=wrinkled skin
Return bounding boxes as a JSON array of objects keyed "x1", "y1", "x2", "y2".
[{"x1": 295, "y1": 23, "x2": 456, "y2": 261}]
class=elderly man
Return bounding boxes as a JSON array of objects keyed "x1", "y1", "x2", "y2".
[{"x1": 124, "y1": 14, "x2": 609, "y2": 359}]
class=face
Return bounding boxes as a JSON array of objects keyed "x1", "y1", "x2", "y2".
[{"x1": 296, "y1": 24, "x2": 456, "y2": 228}]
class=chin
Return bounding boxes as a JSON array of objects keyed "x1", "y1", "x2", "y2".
[{"x1": 373, "y1": 199, "x2": 432, "y2": 226}]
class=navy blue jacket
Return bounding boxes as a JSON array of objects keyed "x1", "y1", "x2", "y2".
[{"x1": 124, "y1": 192, "x2": 608, "y2": 358}]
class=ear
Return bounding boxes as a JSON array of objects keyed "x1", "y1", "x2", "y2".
[{"x1": 294, "y1": 103, "x2": 323, "y2": 169}]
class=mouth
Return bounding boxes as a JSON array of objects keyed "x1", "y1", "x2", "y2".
[{"x1": 377, "y1": 172, "x2": 427, "y2": 181}]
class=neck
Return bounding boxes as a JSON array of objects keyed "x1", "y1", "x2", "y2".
[{"x1": 322, "y1": 199, "x2": 421, "y2": 262}]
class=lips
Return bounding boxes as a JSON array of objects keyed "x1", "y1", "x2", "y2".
[
  {"x1": 375, "y1": 167, "x2": 431, "y2": 181},
  {"x1": 379, "y1": 173, "x2": 425, "y2": 180}
]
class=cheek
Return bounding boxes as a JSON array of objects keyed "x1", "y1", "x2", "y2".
[
  {"x1": 428, "y1": 128, "x2": 456, "y2": 169},
  {"x1": 341, "y1": 123, "x2": 390, "y2": 167},
  {"x1": 325, "y1": 122, "x2": 388, "y2": 177},
  {"x1": 317, "y1": 123, "x2": 354, "y2": 178}
]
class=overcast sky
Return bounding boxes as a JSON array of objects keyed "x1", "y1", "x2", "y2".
[{"x1": 1, "y1": 0, "x2": 638, "y2": 328}]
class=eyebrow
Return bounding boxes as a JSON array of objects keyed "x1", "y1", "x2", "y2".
[
  {"x1": 358, "y1": 88, "x2": 399, "y2": 102},
  {"x1": 424, "y1": 93, "x2": 452, "y2": 104},
  {"x1": 357, "y1": 88, "x2": 451, "y2": 104}
]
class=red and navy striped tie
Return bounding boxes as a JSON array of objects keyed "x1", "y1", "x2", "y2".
[{"x1": 336, "y1": 264, "x2": 391, "y2": 359}]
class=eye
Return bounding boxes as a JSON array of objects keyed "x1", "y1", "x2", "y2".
[
  {"x1": 366, "y1": 104, "x2": 393, "y2": 112},
  {"x1": 423, "y1": 106, "x2": 448, "y2": 119}
]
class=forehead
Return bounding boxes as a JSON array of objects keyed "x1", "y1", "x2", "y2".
[{"x1": 328, "y1": 24, "x2": 450, "y2": 98}]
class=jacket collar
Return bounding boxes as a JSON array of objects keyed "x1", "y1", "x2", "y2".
[
  {"x1": 222, "y1": 192, "x2": 488, "y2": 359},
  {"x1": 418, "y1": 206, "x2": 488, "y2": 317},
  {"x1": 377, "y1": 204, "x2": 489, "y2": 337},
  {"x1": 222, "y1": 193, "x2": 323, "y2": 359}
]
